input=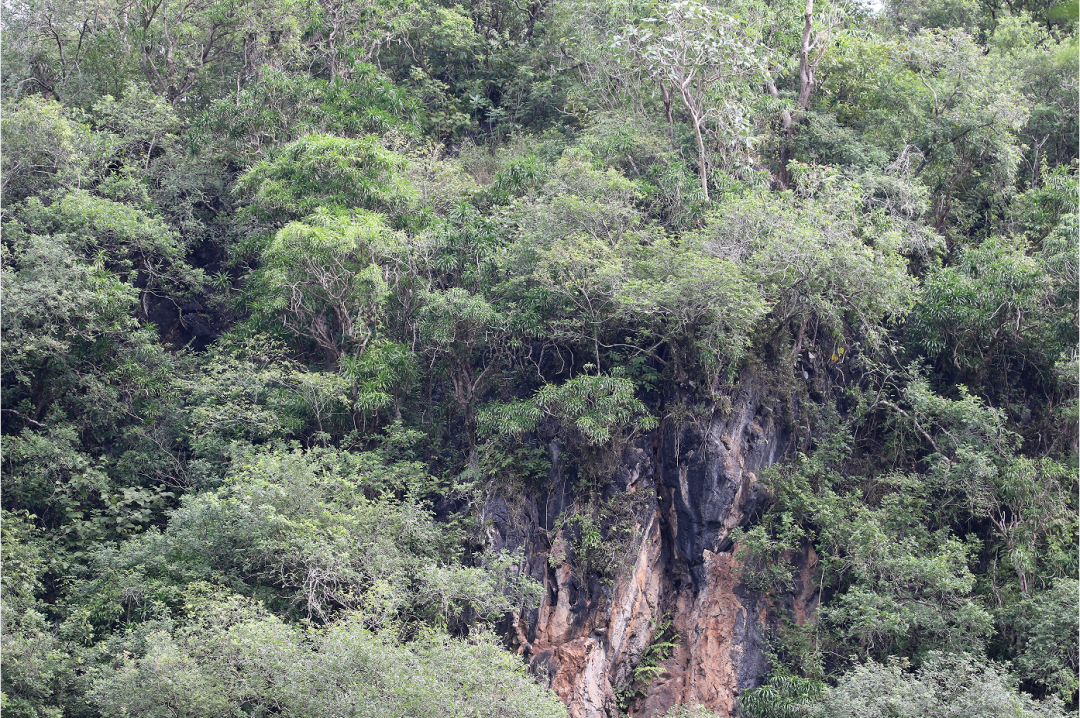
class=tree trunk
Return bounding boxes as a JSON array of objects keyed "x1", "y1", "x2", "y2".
[
  {"x1": 659, "y1": 80, "x2": 674, "y2": 127},
  {"x1": 675, "y1": 76, "x2": 710, "y2": 200},
  {"x1": 770, "y1": 0, "x2": 826, "y2": 189},
  {"x1": 766, "y1": 76, "x2": 794, "y2": 188},
  {"x1": 692, "y1": 117, "x2": 710, "y2": 201},
  {"x1": 798, "y1": 0, "x2": 817, "y2": 111}
]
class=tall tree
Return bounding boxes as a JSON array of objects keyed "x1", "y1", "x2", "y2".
[{"x1": 614, "y1": 0, "x2": 766, "y2": 199}]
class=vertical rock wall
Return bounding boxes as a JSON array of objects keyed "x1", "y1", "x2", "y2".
[{"x1": 485, "y1": 383, "x2": 808, "y2": 718}]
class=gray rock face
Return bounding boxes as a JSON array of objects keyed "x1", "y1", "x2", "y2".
[
  {"x1": 483, "y1": 382, "x2": 809, "y2": 717},
  {"x1": 660, "y1": 385, "x2": 788, "y2": 588}
]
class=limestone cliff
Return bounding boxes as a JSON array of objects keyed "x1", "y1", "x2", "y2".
[{"x1": 483, "y1": 382, "x2": 817, "y2": 717}]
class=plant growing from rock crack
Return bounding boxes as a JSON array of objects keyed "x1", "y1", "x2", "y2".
[
  {"x1": 634, "y1": 613, "x2": 679, "y2": 682},
  {"x1": 616, "y1": 613, "x2": 680, "y2": 714}
]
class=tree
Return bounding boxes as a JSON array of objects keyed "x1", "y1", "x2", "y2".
[
  {"x1": 255, "y1": 209, "x2": 399, "y2": 368},
  {"x1": 1, "y1": 0, "x2": 114, "y2": 103},
  {"x1": 1, "y1": 204, "x2": 187, "y2": 542},
  {"x1": 1, "y1": 96, "x2": 95, "y2": 204},
  {"x1": 616, "y1": 234, "x2": 766, "y2": 385},
  {"x1": 192, "y1": 67, "x2": 418, "y2": 161},
  {"x1": 614, "y1": 0, "x2": 767, "y2": 199},
  {"x1": 478, "y1": 373, "x2": 656, "y2": 446},
  {"x1": 764, "y1": 0, "x2": 846, "y2": 188},
  {"x1": 819, "y1": 28, "x2": 1029, "y2": 233},
  {"x1": 703, "y1": 181, "x2": 917, "y2": 359},
  {"x1": 500, "y1": 149, "x2": 650, "y2": 368},
  {"x1": 418, "y1": 287, "x2": 505, "y2": 447},
  {"x1": 1005, "y1": 579, "x2": 1079, "y2": 703},
  {"x1": 88, "y1": 596, "x2": 567, "y2": 718},
  {"x1": 739, "y1": 673, "x2": 825, "y2": 718},
  {"x1": 885, "y1": 374, "x2": 1077, "y2": 597},
  {"x1": 305, "y1": 0, "x2": 421, "y2": 81},
  {"x1": 236, "y1": 133, "x2": 415, "y2": 222},
  {"x1": 807, "y1": 652, "x2": 1068, "y2": 718},
  {"x1": 108, "y1": 0, "x2": 301, "y2": 107},
  {"x1": 15, "y1": 189, "x2": 203, "y2": 301}
]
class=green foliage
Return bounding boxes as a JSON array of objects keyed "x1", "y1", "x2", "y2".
[
  {"x1": 617, "y1": 234, "x2": 766, "y2": 383},
  {"x1": 2, "y1": 209, "x2": 188, "y2": 541},
  {"x1": 15, "y1": 189, "x2": 203, "y2": 295},
  {"x1": 1, "y1": 97, "x2": 95, "y2": 204},
  {"x1": 91, "y1": 630, "x2": 233, "y2": 718},
  {"x1": 88, "y1": 597, "x2": 567, "y2": 718},
  {"x1": 1, "y1": 0, "x2": 1076, "y2": 714},
  {"x1": 1, "y1": 511, "x2": 95, "y2": 718},
  {"x1": 656, "y1": 705, "x2": 722, "y2": 718},
  {"x1": 817, "y1": 26, "x2": 1031, "y2": 233},
  {"x1": 1009, "y1": 167, "x2": 1079, "y2": 243},
  {"x1": 341, "y1": 340, "x2": 419, "y2": 418},
  {"x1": 1004, "y1": 579, "x2": 1080, "y2": 702},
  {"x1": 479, "y1": 373, "x2": 656, "y2": 446},
  {"x1": 807, "y1": 652, "x2": 1068, "y2": 718},
  {"x1": 1, "y1": 227, "x2": 138, "y2": 379},
  {"x1": 615, "y1": 614, "x2": 680, "y2": 714},
  {"x1": 547, "y1": 491, "x2": 648, "y2": 597},
  {"x1": 759, "y1": 427, "x2": 995, "y2": 659},
  {"x1": 418, "y1": 287, "x2": 505, "y2": 441},
  {"x1": 419, "y1": 288, "x2": 503, "y2": 349},
  {"x1": 912, "y1": 233, "x2": 1074, "y2": 378},
  {"x1": 612, "y1": 0, "x2": 767, "y2": 197},
  {"x1": 145, "y1": 445, "x2": 541, "y2": 624},
  {"x1": 194, "y1": 68, "x2": 419, "y2": 161},
  {"x1": 705, "y1": 184, "x2": 917, "y2": 357},
  {"x1": 890, "y1": 372, "x2": 1078, "y2": 594},
  {"x1": 254, "y1": 209, "x2": 400, "y2": 364},
  {"x1": 576, "y1": 115, "x2": 709, "y2": 229},
  {"x1": 180, "y1": 335, "x2": 306, "y2": 470},
  {"x1": 731, "y1": 513, "x2": 807, "y2": 594},
  {"x1": 93, "y1": 83, "x2": 182, "y2": 175},
  {"x1": 819, "y1": 510, "x2": 992, "y2": 656},
  {"x1": 634, "y1": 614, "x2": 679, "y2": 683},
  {"x1": 739, "y1": 673, "x2": 825, "y2": 718},
  {"x1": 237, "y1": 134, "x2": 416, "y2": 221}
]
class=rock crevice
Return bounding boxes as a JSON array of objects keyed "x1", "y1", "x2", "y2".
[{"x1": 485, "y1": 383, "x2": 809, "y2": 717}]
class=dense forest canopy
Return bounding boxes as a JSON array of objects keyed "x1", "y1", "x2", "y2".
[{"x1": 0, "y1": 0, "x2": 1077, "y2": 714}]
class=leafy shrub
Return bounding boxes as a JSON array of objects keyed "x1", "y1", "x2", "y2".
[
  {"x1": 808, "y1": 652, "x2": 1068, "y2": 718},
  {"x1": 89, "y1": 595, "x2": 568, "y2": 718}
]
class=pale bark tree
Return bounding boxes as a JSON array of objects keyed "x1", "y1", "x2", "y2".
[
  {"x1": 109, "y1": 0, "x2": 258, "y2": 105},
  {"x1": 765, "y1": 0, "x2": 845, "y2": 188},
  {"x1": 614, "y1": 0, "x2": 766, "y2": 200},
  {"x1": 306, "y1": 0, "x2": 421, "y2": 80},
  {"x1": 261, "y1": 209, "x2": 395, "y2": 369}
]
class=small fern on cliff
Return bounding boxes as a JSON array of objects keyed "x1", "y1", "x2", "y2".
[
  {"x1": 616, "y1": 613, "x2": 681, "y2": 714},
  {"x1": 634, "y1": 614, "x2": 679, "y2": 682}
]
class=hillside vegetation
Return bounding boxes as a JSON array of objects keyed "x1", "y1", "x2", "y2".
[{"x1": 1, "y1": 0, "x2": 1077, "y2": 715}]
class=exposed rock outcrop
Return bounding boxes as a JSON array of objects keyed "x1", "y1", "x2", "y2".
[{"x1": 484, "y1": 382, "x2": 813, "y2": 717}]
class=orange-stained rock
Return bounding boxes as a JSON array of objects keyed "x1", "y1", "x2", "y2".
[
  {"x1": 679, "y1": 550, "x2": 753, "y2": 715},
  {"x1": 494, "y1": 387, "x2": 811, "y2": 717}
]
